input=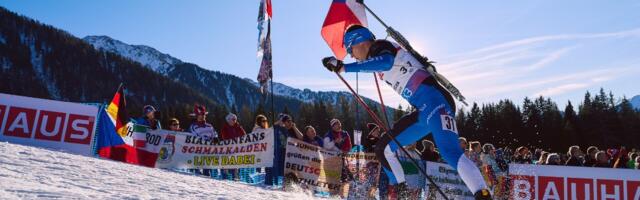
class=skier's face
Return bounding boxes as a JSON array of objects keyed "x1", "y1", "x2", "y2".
[{"x1": 350, "y1": 41, "x2": 372, "y2": 61}]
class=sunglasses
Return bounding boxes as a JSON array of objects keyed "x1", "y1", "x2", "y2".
[{"x1": 171, "y1": 124, "x2": 179, "y2": 126}]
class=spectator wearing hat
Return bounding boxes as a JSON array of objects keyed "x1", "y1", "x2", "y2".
[
  {"x1": 188, "y1": 104, "x2": 218, "y2": 177},
  {"x1": 302, "y1": 126, "x2": 323, "y2": 147},
  {"x1": 362, "y1": 123, "x2": 382, "y2": 153},
  {"x1": 266, "y1": 113, "x2": 303, "y2": 186},
  {"x1": 468, "y1": 141, "x2": 482, "y2": 167},
  {"x1": 546, "y1": 153, "x2": 562, "y2": 165},
  {"x1": 274, "y1": 114, "x2": 303, "y2": 141},
  {"x1": 565, "y1": 145, "x2": 584, "y2": 166},
  {"x1": 584, "y1": 146, "x2": 599, "y2": 167},
  {"x1": 220, "y1": 113, "x2": 246, "y2": 140},
  {"x1": 323, "y1": 118, "x2": 352, "y2": 153},
  {"x1": 513, "y1": 146, "x2": 532, "y2": 164},
  {"x1": 188, "y1": 104, "x2": 218, "y2": 141},
  {"x1": 594, "y1": 151, "x2": 611, "y2": 168},
  {"x1": 135, "y1": 105, "x2": 161, "y2": 130},
  {"x1": 537, "y1": 151, "x2": 549, "y2": 165},
  {"x1": 459, "y1": 137, "x2": 469, "y2": 157},
  {"x1": 220, "y1": 113, "x2": 246, "y2": 181}
]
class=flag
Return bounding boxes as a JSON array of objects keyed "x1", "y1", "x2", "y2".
[
  {"x1": 257, "y1": 0, "x2": 272, "y2": 93},
  {"x1": 106, "y1": 84, "x2": 128, "y2": 136},
  {"x1": 321, "y1": 0, "x2": 368, "y2": 60},
  {"x1": 97, "y1": 85, "x2": 162, "y2": 167}
]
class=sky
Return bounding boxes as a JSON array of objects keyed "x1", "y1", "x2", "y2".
[{"x1": 2, "y1": 0, "x2": 640, "y2": 110}]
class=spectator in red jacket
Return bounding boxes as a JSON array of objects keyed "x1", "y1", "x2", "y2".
[
  {"x1": 220, "y1": 113, "x2": 246, "y2": 181},
  {"x1": 220, "y1": 113, "x2": 246, "y2": 140},
  {"x1": 323, "y1": 118, "x2": 352, "y2": 153}
]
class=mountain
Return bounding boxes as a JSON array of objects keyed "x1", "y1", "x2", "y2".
[
  {"x1": 0, "y1": 6, "x2": 397, "y2": 134},
  {"x1": 0, "y1": 7, "x2": 234, "y2": 129},
  {"x1": 82, "y1": 35, "x2": 394, "y2": 112},
  {"x1": 0, "y1": 7, "x2": 216, "y2": 106},
  {"x1": 83, "y1": 35, "x2": 181, "y2": 75},
  {"x1": 0, "y1": 142, "x2": 315, "y2": 199},
  {"x1": 631, "y1": 95, "x2": 640, "y2": 110}
]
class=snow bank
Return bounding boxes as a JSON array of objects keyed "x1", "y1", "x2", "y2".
[{"x1": 0, "y1": 142, "x2": 319, "y2": 200}]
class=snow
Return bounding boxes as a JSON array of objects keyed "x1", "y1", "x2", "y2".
[
  {"x1": 0, "y1": 142, "x2": 320, "y2": 200},
  {"x1": 28, "y1": 41, "x2": 61, "y2": 100},
  {"x1": 83, "y1": 36, "x2": 182, "y2": 75},
  {"x1": 631, "y1": 95, "x2": 640, "y2": 110},
  {"x1": 83, "y1": 35, "x2": 382, "y2": 109},
  {"x1": 225, "y1": 84, "x2": 236, "y2": 108}
]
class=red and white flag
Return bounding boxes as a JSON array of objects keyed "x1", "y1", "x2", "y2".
[
  {"x1": 321, "y1": 0, "x2": 368, "y2": 60},
  {"x1": 257, "y1": 0, "x2": 272, "y2": 93}
]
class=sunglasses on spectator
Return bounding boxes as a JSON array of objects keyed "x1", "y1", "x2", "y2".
[{"x1": 171, "y1": 124, "x2": 179, "y2": 126}]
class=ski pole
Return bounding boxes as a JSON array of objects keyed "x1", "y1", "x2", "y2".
[
  {"x1": 334, "y1": 72, "x2": 450, "y2": 199},
  {"x1": 372, "y1": 73, "x2": 390, "y2": 129},
  {"x1": 371, "y1": 73, "x2": 451, "y2": 200}
]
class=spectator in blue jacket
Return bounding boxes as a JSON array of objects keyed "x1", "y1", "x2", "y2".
[{"x1": 134, "y1": 105, "x2": 161, "y2": 130}]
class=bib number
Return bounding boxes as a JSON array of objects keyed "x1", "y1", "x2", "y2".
[{"x1": 440, "y1": 115, "x2": 458, "y2": 134}]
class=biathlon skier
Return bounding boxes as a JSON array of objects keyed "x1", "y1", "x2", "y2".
[{"x1": 321, "y1": 25, "x2": 492, "y2": 200}]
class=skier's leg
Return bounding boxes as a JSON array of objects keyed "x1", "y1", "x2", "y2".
[
  {"x1": 416, "y1": 83, "x2": 488, "y2": 193},
  {"x1": 374, "y1": 111, "x2": 429, "y2": 185}
]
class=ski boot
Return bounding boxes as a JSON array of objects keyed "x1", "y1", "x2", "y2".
[{"x1": 474, "y1": 189, "x2": 493, "y2": 200}]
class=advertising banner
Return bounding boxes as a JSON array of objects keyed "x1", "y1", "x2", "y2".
[{"x1": 0, "y1": 93, "x2": 98, "y2": 156}]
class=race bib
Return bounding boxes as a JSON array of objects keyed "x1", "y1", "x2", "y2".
[{"x1": 440, "y1": 114, "x2": 458, "y2": 134}]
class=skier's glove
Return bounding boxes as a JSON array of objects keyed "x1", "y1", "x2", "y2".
[{"x1": 322, "y1": 56, "x2": 344, "y2": 72}]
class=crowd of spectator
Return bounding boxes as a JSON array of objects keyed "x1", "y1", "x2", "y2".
[{"x1": 133, "y1": 103, "x2": 639, "y2": 199}]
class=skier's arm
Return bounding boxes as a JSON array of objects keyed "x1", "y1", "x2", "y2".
[{"x1": 343, "y1": 53, "x2": 395, "y2": 73}]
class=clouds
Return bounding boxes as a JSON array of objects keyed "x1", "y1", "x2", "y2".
[
  {"x1": 433, "y1": 28, "x2": 640, "y2": 107},
  {"x1": 283, "y1": 27, "x2": 640, "y2": 110}
]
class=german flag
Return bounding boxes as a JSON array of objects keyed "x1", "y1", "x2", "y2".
[
  {"x1": 97, "y1": 84, "x2": 162, "y2": 167},
  {"x1": 106, "y1": 84, "x2": 129, "y2": 137}
]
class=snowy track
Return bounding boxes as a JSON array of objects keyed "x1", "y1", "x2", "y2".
[{"x1": 0, "y1": 142, "x2": 317, "y2": 200}]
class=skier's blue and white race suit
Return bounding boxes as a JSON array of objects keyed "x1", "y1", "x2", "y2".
[{"x1": 343, "y1": 40, "x2": 488, "y2": 193}]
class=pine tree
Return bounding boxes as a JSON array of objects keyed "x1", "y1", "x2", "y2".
[
  {"x1": 562, "y1": 101, "x2": 578, "y2": 145},
  {"x1": 394, "y1": 104, "x2": 405, "y2": 123},
  {"x1": 462, "y1": 103, "x2": 481, "y2": 141},
  {"x1": 338, "y1": 96, "x2": 354, "y2": 132}
]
